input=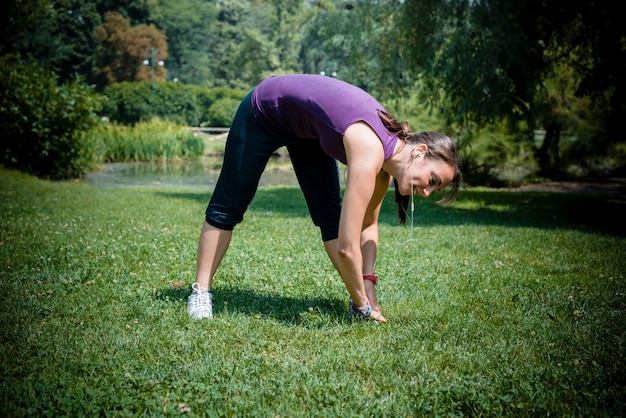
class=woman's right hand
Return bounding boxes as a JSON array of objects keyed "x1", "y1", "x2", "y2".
[
  {"x1": 364, "y1": 280, "x2": 387, "y2": 322},
  {"x1": 369, "y1": 309, "x2": 387, "y2": 323}
]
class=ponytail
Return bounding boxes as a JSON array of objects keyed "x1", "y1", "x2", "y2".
[{"x1": 378, "y1": 110, "x2": 411, "y2": 142}]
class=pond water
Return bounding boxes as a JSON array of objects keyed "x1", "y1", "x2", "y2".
[{"x1": 83, "y1": 155, "x2": 309, "y2": 189}]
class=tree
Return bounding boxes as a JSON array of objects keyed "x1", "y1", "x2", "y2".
[
  {"x1": 94, "y1": 0, "x2": 153, "y2": 24},
  {"x1": 299, "y1": 1, "x2": 369, "y2": 84},
  {"x1": 539, "y1": 0, "x2": 625, "y2": 151},
  {"x1": 299, "y1": 0, "x2": 413, "y2": 103},
  {"x1": 393, "y1": 0, "x2": 539, "y2": 125},
  {"x1": 0, "y1": 0, "x2": 51, "y2": 55},
  {"x1": 1, "y1": 0, "x2": 158, "y2": 85},
  {"x1": 149, "y1": 0, "x2": 218, "y2": 85},
  {"x1": 233, "y1": 28, "x2": 281, "y2": 87},
  {"x1": 1, "y1": 0, "x2": 103, "y2": 83},
  {"x1": 393, "y1": 0, "x2": 625, "y2": 175},
  {"x1": 94, "y1": 11, "x2": 168, "y2": 88},
  {"x1": 202, "y1": 0, "x2": 252, "y2": 89},
  {"x1": 264, "y1": 0, "x2": 310, "y2": 74},
  {"x1": 50, "y1": 0, "x2": 103, "y2": 82}
]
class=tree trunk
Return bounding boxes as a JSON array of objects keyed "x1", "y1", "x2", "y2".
[{"x1": 535, "y1": 121, "x2": 562, "y2": 175}]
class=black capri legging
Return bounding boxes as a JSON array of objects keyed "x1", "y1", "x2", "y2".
[{"x1": 205, "y1": 90, "x2": 342, "y2": 242}]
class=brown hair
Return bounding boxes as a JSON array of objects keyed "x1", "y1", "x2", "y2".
[{"x1": 378, "y1": 110, "x2": 463, "y2": 225}]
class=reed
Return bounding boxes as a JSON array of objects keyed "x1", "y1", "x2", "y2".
[{"x1": 91, "y1": 118, "x2": 205, "y2": 162}]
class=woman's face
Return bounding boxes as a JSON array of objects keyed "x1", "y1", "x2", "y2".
[{"x1": 399, "y1": 152, "x2": 456, "y2": 197}]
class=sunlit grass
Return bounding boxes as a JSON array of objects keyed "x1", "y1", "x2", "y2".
[{"x1": 1, "y1": 168, "x2": 625, "y2": 416}]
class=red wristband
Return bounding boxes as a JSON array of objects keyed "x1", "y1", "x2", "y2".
[{"x1": 363, "y1": 274, "x2": 378, "y2": 286}]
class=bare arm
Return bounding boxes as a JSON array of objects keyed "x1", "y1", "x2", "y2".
[
  {"x1": 361, "y1": 170, "x2": 391, "y2": 274},
  {"x1": 361, "y1": 170, "x2": 391, "y2": 318},
  {"x1": 338, "y1": 122, "x2": 385, "y2": 309}
]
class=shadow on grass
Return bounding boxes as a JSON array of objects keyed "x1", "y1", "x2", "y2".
[
  {"x1": 158, "y1": 286, "x2": 347, "y2": 325},
  {"x1": 431, "y1": 189, "x2": 626, "y2": 237},
  {"x1": 157, "y1": 187, "x2": 626, "y2": 238}
]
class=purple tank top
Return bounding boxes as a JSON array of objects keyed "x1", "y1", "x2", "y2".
[{"x1": 251, "y1": 74, "x2": 398, "y2": 164}]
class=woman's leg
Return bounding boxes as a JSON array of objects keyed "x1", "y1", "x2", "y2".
[
  {"x1": 195, "y1": 222, "x2": 232, "y2": 290},
  {"x1": 191, "y1": 92, "x2": 283, "y2": 318},
  {"x1": 204, "y1": 98, "x2": 279, "y2": 232},
  {"x1": 286, "y1": 140, "x2": 342, "y2": 268}
]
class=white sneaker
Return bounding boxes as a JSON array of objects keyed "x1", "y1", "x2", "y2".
[{"x1": 187, "y1": 283, "x2": 213, "y2": 319}]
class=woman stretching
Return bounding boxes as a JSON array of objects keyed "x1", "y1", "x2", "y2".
[{"x1": 187, "y1": 74, "x2": 462, "y2": 322}]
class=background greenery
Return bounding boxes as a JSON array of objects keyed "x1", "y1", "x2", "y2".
[
  {"x1": 1, "y1": 168, "x2": 624, "y2": 416},
  {"x1": 1, "y1": 0, "x2": 624, "y2": 181},
  {"x1": 0, "y1": 54, "x2": 103, "y2": 179}
]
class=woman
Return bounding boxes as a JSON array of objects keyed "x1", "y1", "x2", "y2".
[{"x1": 188, "y1": 74, "x2": 462, "y2": 322}]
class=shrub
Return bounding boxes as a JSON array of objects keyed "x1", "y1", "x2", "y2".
[
  {"x1": 102, "y1": 82, "x2": 246, "y2": 127},
  {"x1": 206, "y1": 97, "x2": 242, "y2": 127},
  {"x1": 0, "y1": 54, "x2": 103, "y2": 179},
  {"x1": 102, "y1": 81, "x2": 202, "y2": 126},
  {"x1": 454, "y1": 122, "x2": 534, "y2": 187},
  {"x1": 191, "y1": 85, "x2": 247, "y2": 114}
]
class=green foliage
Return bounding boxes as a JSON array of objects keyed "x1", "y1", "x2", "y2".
[
  {"x1": 233, "y1": 28, "x2": 281, "y2": 87},
  {"x1": 102, "y1": 81, "x2": 246, "y2": 127},
  {"x1": 1, "y1": 168, "x2": 625, "y2": 416},
  {"x1": 0, "y1": 54, "x2": 103, "y2": 179},
  {"x1": 205, "y1": 97, "x2": 242, "y2": 127},
  {"x1": 149, "y1": 0, "x2": 218, "y2": 85},
  {"x1": 457, "y1": 126, "x2": 534, "y2": 187},
  {"x1": 89, "y1": 119, "x2": 205, "y2": 162},
  {"x1": 46, "y1": 0, "x2": 103, "y2": 81},
  {"x1": 0, "y1": 0, "x2": 50, "y2": 55},
  {"x1": 395, "y1": 0, "x2": 624, "y2": 176},
  {"x1": 395, "y1": 0, "x2": 534, "y2": 125},
  {"x1": 300, "y1": 0, "x2": 411, "y2": 100},
  {"x1": 103, "y1": 82, "x2": 196, "y2": 126},
  {"x1": 191, "y1": 85, "x2": 247, "y2": 116}
]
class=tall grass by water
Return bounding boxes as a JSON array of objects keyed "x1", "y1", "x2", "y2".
[
  {"x1": 92, "y1": 119, "x2": 205, "y2": 163},
  {"x1": 1, "y1": 168, "x2": 625, "y2": 416}
]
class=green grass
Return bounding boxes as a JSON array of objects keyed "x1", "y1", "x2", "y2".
[{"x1": 1, "y1": 168, "x2": 625, "y2": 417}]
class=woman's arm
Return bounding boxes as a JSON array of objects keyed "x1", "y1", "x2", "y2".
[
  {"x1": 338, "y1": 122, "x2": 385, "y2": 311},
  {"x1": 361, "y1": 170, "x2": 391, "y2": 317},
  {"x1": 361, "y1": 170, "x2": 391, "y2": 272}
]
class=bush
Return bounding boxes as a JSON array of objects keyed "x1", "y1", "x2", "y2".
[
  {"x1": 102, "y1": 81, "x2": 201, "y2": 126},
  {"x1": 191, "y1": 85, "x2": 247, "y2": 113},
  {"x1": 102, "y1": 82, "x2": 246, "y2": 127},
  {"x1": 0, "y1": 54, "x2": 103, "y2": 179},
  {"x1": 206, "y1": 97, "x2": 242, "y2": 127},
  {"x1": 454, "y1": 123, "x2": 534, "y2": 187}
]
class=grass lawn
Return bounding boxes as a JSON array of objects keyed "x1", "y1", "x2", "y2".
[{"x1": 1, "y1": 168, "x2": 625, "y2": 416}]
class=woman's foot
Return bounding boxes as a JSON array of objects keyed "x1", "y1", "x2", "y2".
[{"x1": 187, "y1": 283, "x2": 213, "y2": 319}]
